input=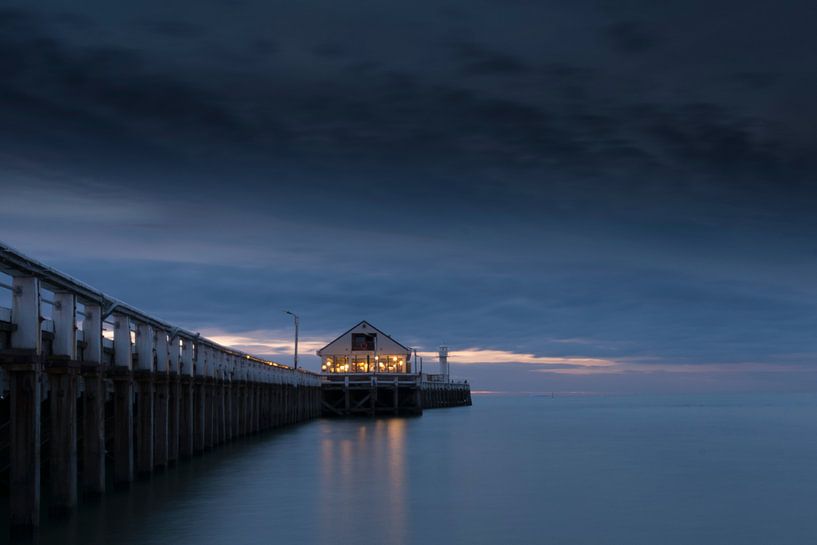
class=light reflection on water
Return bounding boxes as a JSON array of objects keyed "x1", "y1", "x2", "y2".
[
  {"x1": 5, "y1": 395, "x2": 817, "y2": 545},
  {"x1": 318, "y1": 418, "x2": 408, "y2": 545}
]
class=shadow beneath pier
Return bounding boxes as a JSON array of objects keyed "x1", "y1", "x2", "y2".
[{"x1": 0, "y1": 419, "x2": 324, "y2": 545}]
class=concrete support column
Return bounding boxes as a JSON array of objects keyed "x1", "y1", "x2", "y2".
[
  {"x1": 9, "y1": 366, "x2": 41, "y2": 528},
  {"x1": 81, "y1": 303, "x2": 105, "y2": 496},
  {"x1": 204, "y1": 381, "x2": 214, "y2": 449},
  {"x1": 263, "y1": 382, "x2": 270, "y2": 430},
  {"x1": 135, "y1": 376, "x2": 154, "y2": 475},
  {"x1": 168, "y1": 374, "x2": 180, "y2": 463},
  {"x1": 192, "y1": 341, "x2": 206, "y2": 454},
  {"x1": 277, "y1": 383, "x2": 283, "y2": 426},
  {"x1": 233, "y1": 379, "x2": 241, "y2": 438},
  {"x1": 81, "y1": 370, "x2": 105, "y2": 495},
  {"x1": 251, "y1": 379, "x2": 259, "y2": 434},
  {"x1": 153, "y1": 378, "x2": 169, "y2": 469},
  {"x1": 179, "y1": 338, "x2": 194, "y2": 458},
  {"x1": 212, "y1": 356, "x2": 222, "y2": 445},
  {"x1": 112, "y1": 376, "x2": 133, "y2": 485},
  {"x1": 248, "y1": 380, "x2": 255, "y2": 433},
  {"x1": 258, "y1": 378, "x2": 264, "y2": 431},
  {"x1": 8, "y1": 276, "x2": 43, "y2": 527},
  {"x1": 225, "y1": 358, "x2": 233, "y2": 441},
  {"x1": 194, "y1": 377, "x2": 206, "y2": 453},
  {"x1": 179, "y1": 378, "x2": 193, "y2": 457},
  {"x1": 47, "y1": 290, "x2": 78, "y2": 513},
  {"x1": 135, "y1": 323, "x2": 154, "y2": 476},
  {"x1": 344, "y1": 378, "x2": 350, "y2": 416},
  {"x1": 167, "y1": 336, "x2": 180, "y2": 463},
  {"x1": 153, "y1": 331, "x2": 169, "y2": 469},
  {"x1": 112, "y1": 313, "x2": 134, "y2": 486},
  {"x1": 271, "y1": 383, "x2": 279, "y2": 428},
  {"x1": 218, "y1": 367, "x2": 227, "y2": 444},
  {"x1": 47, "y1": 369, "x2": 78, "y2": 514},
  {"x1": 393, "y1": 379, "x2": 399, "y2": 415},
  {"x1": 239, "y1": 382, "x2": 247, "y2": 436}
]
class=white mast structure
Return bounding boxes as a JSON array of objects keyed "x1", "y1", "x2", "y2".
[{"x1": 438, "y1": 345, "x2": 449, "y2": 381}]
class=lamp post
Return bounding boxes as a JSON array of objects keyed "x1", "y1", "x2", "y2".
[{"x1": 284, "y1": 311, "x2": 299, "y2": 369}]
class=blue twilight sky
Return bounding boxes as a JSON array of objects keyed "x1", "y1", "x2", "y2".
[{"x1": 0, "y1": 0, "x2": 816, "y2": 393}]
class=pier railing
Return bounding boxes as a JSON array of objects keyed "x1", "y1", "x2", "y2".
[
  {"x1": 319, "y1": 372, "x2": 471, "y2": 416},
  {"x1": 0, "y1": 241, "x2": 322, "y2": 530},
  {"x1": 0, "y1": 241, "x2": 320, "y2": 387},
  {"x1": 420, "y1": 373, "x2": 469, "y2": 385},
  {"x1": 320, "y1": 372, "x2": 469, "y2": 387}
]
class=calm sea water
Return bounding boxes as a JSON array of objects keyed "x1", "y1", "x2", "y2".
[{"x1": 6, "y1": 394, "x2": 817, "y2": 544}]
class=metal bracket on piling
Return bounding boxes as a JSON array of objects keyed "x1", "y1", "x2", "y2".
[{"x1": 101, "y1": 302, "x2": 120, "y2": 321}]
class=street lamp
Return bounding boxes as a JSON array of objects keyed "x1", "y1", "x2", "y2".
[{"x1": 284, "y1": 310, "x2": 299, "y2": 369}]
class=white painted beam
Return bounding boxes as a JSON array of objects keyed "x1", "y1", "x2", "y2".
[
  {"x1": 169, "y1": 336, "x2": 180, "y2": 374},
  {"x1": 11, "y1": 276, "x2": 40, "y2": 352},
  {"x1": 181, "y1": 338, "x2": 194, "y2": 376},
  {"x1": 52, "y1": 292, "x2": 76, "y2": 359},
  {"x1": 155, "y1": 330, "x2": 169, "y2": 373},
  {"x1": 113, "y1": 314, "x2": 132, "y2": 369},
  {"x1": 135, "y1": 323, "x2": 154, "y2": 371},
  {"x1": 83, "y1": 304, "x2": 102, "y2": 364}
]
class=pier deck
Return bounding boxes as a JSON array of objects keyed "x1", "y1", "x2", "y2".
[
  {"x1": 321, "y1": 373, "x2": 472, "y2": 417},
  {"x1": 0, "y1": 242, "x2": 322, "y2": 532}
]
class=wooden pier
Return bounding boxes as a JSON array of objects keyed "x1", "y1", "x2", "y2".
[
  {"x1": 316, "y1": 321, "x2": 472, "y2": 416},
  {"x1": 0, "y1": 243, "x2": 322, "y2": 531},
  {"x1": 321, "y1": 374, "x2": 472, "y2": 417}
]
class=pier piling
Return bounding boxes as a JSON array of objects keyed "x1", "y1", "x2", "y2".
[
  {"x1": 9, "y1": 365, "x2": 41, "y2": 528},
  {"x1": 0, "y1": 243, "x2": 358, "y2": 532},
  {"x1": 47, "y1": 367, "x2": 78, "y2": 514}
]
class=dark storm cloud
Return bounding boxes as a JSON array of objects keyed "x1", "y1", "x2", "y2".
[
  {"x1": 136, "y1": 18, "x2": 203, "y2": 38},
  {"x1": 635, "y1": 102, "x2": 784, "y2": 172},
  {"x1": 732, "y1": 71, "x2": 779, "y2": 90},
  {"x1": 311, "y1": 42, "x2": 346, "y2": 59},
  {"x1": 0, "y1": 3, "x2": 804, "y2": 178},
  {"x1": 602, "y1": 21, "x2": 659, "y2": 54},
  {"x1": 0, "y1": 9, "x2": 256, "y2": 161},
  {"x1": 1, "y1": 0, "x2": 816, "y2": 391},
  {"x1": 450, "y1": 42, "x2": 530, "y2": 76}
]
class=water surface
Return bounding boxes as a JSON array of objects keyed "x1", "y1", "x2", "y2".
[{"x1": 6, "y1": 394, "x2": 817, "y2": 544}]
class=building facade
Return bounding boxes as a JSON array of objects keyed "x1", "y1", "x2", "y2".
[{"x1": 317, "y1": 321, "x2": 412, "y2": 374}]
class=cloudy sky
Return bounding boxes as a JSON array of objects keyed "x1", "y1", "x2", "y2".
[{"x1": 1, "y1": 0, "x2": 815, "y2": 394}]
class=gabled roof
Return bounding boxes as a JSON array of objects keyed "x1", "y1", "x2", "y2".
[{"x1": 316, "y1": 320, "x2": 412, "y2": 356}]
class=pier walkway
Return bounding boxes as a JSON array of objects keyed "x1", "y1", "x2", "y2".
[
  {"x1": 0, "y1": 243, "x2": 322, "y2": 531},
  {"x1": 321, "y1": 373, "x2": 472, "y2": 416}
]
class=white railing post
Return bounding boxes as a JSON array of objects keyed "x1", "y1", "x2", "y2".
[
  {"x1": 181, "y1": 338, "x2": 193, "y2": 376},
  {"x1": 79, "y1": 302, "x2": 105, "y2": 495},
  {"x1": 169, "y1": 336, "x2": 180, "y2": 374},
  {"x1": 135, "y1": 323, "x2": 154, "y2": 371},
  {"x1": 11, "y1": 276, "x2": 40, "y2": 352},
  {"x1": 155, "y1": 331, "x2": 169, "y2": 374},
  {"x1": 83, "y1": 304, "x2": 102, "y2": 364},
  {"x1": 52, "y1": 292, "x2": 76, "y2": 359},
  {"x1": 113, "y1": 314, "x2": 131, "y2": 369}
]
